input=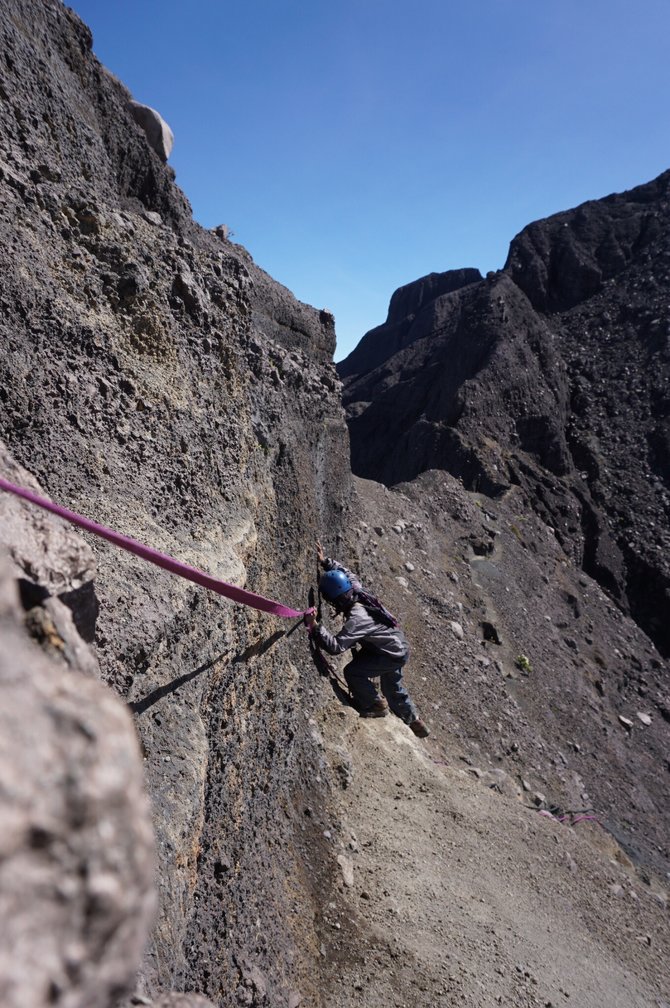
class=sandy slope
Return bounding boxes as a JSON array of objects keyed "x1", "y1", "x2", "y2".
[
  {"x1": 319, "y1": 708, "x2": 669, "y2": 1008},
  {"x1": 308, "y1": 472, "x2": 669, "y2": 1007}
]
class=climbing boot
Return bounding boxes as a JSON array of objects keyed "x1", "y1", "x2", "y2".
[
  {"x1": 360, "y1": 698, "x2": 388, "y2": 719},
  {"x1": 409, "y1": 718, "x2": 430, "y2": 738}
]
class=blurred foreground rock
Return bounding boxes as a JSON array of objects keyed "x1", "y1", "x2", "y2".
[
  {"x1": 0, "y1": 563, "x2": 156, "y2": 1008},
  {"x1": 0, "y1": 450, "x2": 213, "y2": 1008}
]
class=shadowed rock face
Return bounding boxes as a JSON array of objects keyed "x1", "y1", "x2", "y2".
[
  {"x1": 0, "y1": 1, "x2": 349, "y2": 1005},
  {"x1": 337, "y1": 268, "x2": 483, "y2": 380},
  {"x1": 339, "y1": 170, "x2": 670, "y2": 656},
  {"x1": 505, "y1": 173, "x2": 667, "y2": 312}
]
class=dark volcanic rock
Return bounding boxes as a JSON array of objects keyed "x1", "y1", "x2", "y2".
[
  {"x1": 506, "y1": 173, "x2": 666, "y2": 311},
  {"x1": 338, "y1": 268, "x2": 482, "y2": 380},
  {"x1": 339, "y1": 170, "x2": 670, "y2": 656},
  {"x1": 0, "y1": 2, "x2": 350, "y2": 1006},
  {"x1": 3, "y1": 0, "x2": 668, "y2": 1003}
]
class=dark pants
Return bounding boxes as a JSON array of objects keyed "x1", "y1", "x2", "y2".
[{"x1": 344, "y1": 650, "x2": 418, "y2": 724}]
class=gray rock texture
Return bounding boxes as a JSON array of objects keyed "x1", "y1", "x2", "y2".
[
  {"x1": 0, "y1": 1, "x2": 349, "y2": 1005},
  {"x1": 2, "y1": 1, "x2": 668, "y2": 1006},
  {"x1": 0, "y1": 442, "x2": 95, "y2": 597},
  {"x1": 0, "y1": 451, "x2": 155, "y2": 1008},
  {"x1": 339, "y1": 170, "x2": 670, "y2": 657},
  {"x1": 0, "y1": 440, "x2": 99, "y2": 666},
  {"x1": 339, "y1": 471, "x2": 670, "y2": 880},
  {"x1": 151, "y1": 998, "x2": 216, "y2": 1008}
]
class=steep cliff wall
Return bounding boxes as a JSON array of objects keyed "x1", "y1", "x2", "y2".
[
  {"x1": 339, "y1": 170, "x2": 670, "y2": 657},
  {"x1": 0, "y1": 1, "x2": 350, "y2": 1004}
]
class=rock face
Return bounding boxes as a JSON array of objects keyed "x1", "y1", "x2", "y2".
[
  {"x1": 0, "y1": 440, "x2": 100, "y2": 658},
  {"x1": 0, "y1": 1, "x2": 349, "y2": 1005},
  {"x1": 0, "y1": 450, "x2": 156, "y2": 1008},
  {"x1": 2, "y1": 1, "x2": 668, "y2": 1005},
  {"x1": 339, "y1": 170, "x2": 670, "y2": 656}
]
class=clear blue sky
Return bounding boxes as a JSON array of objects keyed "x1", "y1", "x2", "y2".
[{"x1": 70, "y1": 0, "x2": 670, "y2": 361}]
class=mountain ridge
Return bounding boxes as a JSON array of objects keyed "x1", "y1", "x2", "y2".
[{"x1": 339, "y1": 168, "x2": 670, "y2": 656}]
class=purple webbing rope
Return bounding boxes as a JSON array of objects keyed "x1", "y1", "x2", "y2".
[{"x1": 0, "y1": 476, "x2": 307, "y2": 618}]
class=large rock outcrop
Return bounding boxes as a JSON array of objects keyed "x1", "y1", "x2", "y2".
[
  {"x1": 337, "y1": 268, "x2": 483, "y2": 378},
  {"x1": 339, "y1": 170, "x2": 670, "y2": 656},
  {"x1": 0, "y1": 1, "x2": 350, "y2": 1005},
  {"x1": 0, "y1": 446, "x2": 156, "y2": 1008},
  {"x1": 128, "y1": 101, "x2": 174, "y2": 162}
]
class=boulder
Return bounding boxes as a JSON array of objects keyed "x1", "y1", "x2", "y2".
[
  {"x1": 129, "y1": 100, "x2": 174, "y2": 161},
  {"x1": 0, "y1": 557, "x2": 155, "y2": 1008}
]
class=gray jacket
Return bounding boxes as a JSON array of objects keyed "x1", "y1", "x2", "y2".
[{"x1": 313, "y1": 559, "x2": 409, "y2": 661}]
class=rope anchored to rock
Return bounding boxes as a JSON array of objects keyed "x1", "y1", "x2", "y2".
[{"x1": 0, "y1": 477, "x2": 311, "y2": 619}]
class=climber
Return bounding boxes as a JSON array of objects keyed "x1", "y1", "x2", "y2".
[{"x1": 304, "y1": 543, "x2": 429, "y2": 739}]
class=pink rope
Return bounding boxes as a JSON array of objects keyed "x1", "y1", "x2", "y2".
[
  {"x1": 0, "y1": 476, "x2": 308, "y2": 618},
  {"x1": 537, "y1": 809, "x2": 600, "y2": 828}
]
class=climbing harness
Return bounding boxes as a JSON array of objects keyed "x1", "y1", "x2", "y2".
[{"x1": 0, "y1": 477, "x2": 311, "y2": 619}]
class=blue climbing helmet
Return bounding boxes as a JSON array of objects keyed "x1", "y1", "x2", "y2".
[{"x1": 319, "y1": 569, "x2": 352, "y2": 601}]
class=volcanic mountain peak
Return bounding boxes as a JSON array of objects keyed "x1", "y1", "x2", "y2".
[
  {"x1": 338, "y1": 169, "x2": 670, "y2": 657},
  {"x1": 337, "y1": 267, "x2": 483, "y2": 382},
  {"x1": 505, "y1": 168, "x2": 670, "y2": 311}
]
